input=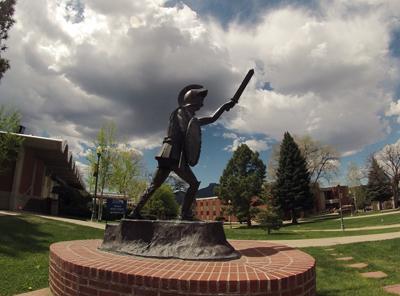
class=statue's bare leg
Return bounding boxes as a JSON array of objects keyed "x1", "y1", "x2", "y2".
[
  {"x1": 128, "y1": 167, "x2": 171, "y2": 219},
  {"x1": 173, "y1": 165, "x2": 200, "y2": 220}
]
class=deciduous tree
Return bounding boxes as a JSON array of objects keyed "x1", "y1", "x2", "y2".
[
  {"x1": 109, "y1": 145, "x2": 142, "y2": 197},
  {"x1": 86, "y1": 121, "x2": 117, "y2": 220},
  {"x1": 0, "y1": 0, "x2": 16, "y2": 80},
  {"x1": 346, "y1": 162, "x2": 368, "y2": 211},
  {"x1": 217, "y1": 144, "x2": 266, "y2": 226},
  {"x1": 0, "y1": 106, "x2": 23, "y2": 173},
  {"x1": 142, "y1": 184, "x2": 179, "y2": 220},
  {"x1": 267, "y1": 134, "x2": 339, "y2": 186},
  {"x1": 376, "y1": 142, "x2": 400, "y2": 208}
]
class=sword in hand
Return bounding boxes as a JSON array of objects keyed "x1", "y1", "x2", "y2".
[{"x1": 226, "y1": 68, "x2": 254, "y2": 111}]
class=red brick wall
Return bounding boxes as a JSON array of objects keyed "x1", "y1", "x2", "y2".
[{"x1": 195, "y1": 197, "x2": 238, "y2": 222}]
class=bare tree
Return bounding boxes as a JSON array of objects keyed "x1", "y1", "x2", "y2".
[
  {"x1": 346, "y1": 161, "x2": 368, "y2": 211},
  {"x1": 267, "y1": 134, "x2": 340, "y2": 186},
  {"x1": 376, "y1": 142, "x2": 400, "y2": 208}
]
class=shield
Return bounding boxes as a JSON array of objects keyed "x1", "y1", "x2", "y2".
[{"x1": 185, "y1": 117, "x2": 202, "y2": 166}]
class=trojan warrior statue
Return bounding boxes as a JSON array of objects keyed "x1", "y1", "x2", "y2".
[{"x1": 129, "y1": 70, "x2": 254, "y2": 220}]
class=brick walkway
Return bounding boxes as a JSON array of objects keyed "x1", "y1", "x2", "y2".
[{"x1": 50, "y1": 240, "x2": 316, "y2": 296}]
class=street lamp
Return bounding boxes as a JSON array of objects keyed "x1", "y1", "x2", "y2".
[
  {"x1": 337, "y1": 185, "x2": 345, "y2": 231},
  {"x1": 228, "y1": 200, "x2": 232, "y2": 229},
  {"x1": 91, "y1": 146, "x2": 102, "y2": 222}
]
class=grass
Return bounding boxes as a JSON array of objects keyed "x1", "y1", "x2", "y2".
[
  {"x1": 224, "y1": 225, "x2": 400, "y2": 240},
  {"x1": 303, "y1": 238, "x2": 400, "y2": 295},
  {"x1": 223, "y1": 211, "x2": 400, "y2": 240},
  {"x1": 290, "y1": 211, "x2": 400, "y2": 230},
  {"x1": 1, "y1": 212, "x2": 400, "y2": 295},
  {"x1": 0, "y1": 214, "x2": 104, "y2": 296}
]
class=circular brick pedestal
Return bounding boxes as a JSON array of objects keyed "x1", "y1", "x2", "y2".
[{"x1": 49, "y1": 239, "x2": 316, "y2": 296}]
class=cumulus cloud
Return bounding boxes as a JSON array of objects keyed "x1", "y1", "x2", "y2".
[
  {"x1": 214, "y1": 2, "x2": 400, "y2": 155},
  {"x1": 223, "y1": 132, "x2": 269, "y2": 152},
  {"x1": 0, "y1": 0, "x2": 400, "y2": 161},
  {"x1": 0, "y1": 0, "x2": 238, "y2": 153}
]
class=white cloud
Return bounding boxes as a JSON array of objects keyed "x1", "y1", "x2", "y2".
[
  {"x1": 223, "y1": 133, "x2": 269, "y2": 152},
  {"x1": 0, "y1": 0, "x2": 399, "y2": 161},
  {"x1": 212, "y1": 3, "x2": 400, "y2": 155}
]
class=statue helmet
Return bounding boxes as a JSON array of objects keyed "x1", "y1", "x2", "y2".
[{"x1": 178, "y1": 84, "x2": 208, "y2": 107}]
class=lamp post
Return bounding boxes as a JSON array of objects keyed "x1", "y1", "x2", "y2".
[
  {"x1": 337, "y1": 185, "x2": 345, "y2": 231},
  {"x1": 228, "y1": 199, "x2": 232, "y2": 229},
  {"x1": 91, "y1": 146, "x2": 102, "y2": 222}
]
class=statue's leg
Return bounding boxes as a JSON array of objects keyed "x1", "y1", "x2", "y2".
[
  {"x1": 173, "y1": 165, "x2": 200, "y2": 220},
  {"x1": 128, "y1": 167, "x2": 170, "y2": 219}
]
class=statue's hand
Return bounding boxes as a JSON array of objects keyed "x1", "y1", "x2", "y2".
[{"x1": 224, "y1": 100, "x2": 236, "y2": 112}]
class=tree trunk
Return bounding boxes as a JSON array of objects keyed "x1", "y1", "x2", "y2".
[
  {"x1": 246, "y1": 216, "x2": 252, "y2": 227},
  {"x1": 393, "y1": 180, "x2": 399, "y2": 209},
  {"x1": 291, "y1": 209, "x2": 298, "y2": 224},
  {"x1": 267, "y1": 227, "x2": 271, "y2": 235}
]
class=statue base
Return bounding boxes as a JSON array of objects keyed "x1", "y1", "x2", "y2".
[
  {"x1": 99, "y1": 219, "x2": 241, "y2": 260},
  {"x1": 49, "y1": 240, "x2": 316, "y2": 296}
]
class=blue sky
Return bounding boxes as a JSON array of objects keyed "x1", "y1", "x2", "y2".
[{"x1": 1, "y1": 0, "x2": 400, "y2": 189}]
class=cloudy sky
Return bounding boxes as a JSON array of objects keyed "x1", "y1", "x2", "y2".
[{"x1": 1, "y1": 0, "x2": 400, "y2": 187}]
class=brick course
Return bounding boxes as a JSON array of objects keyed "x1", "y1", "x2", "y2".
[{"x1": 49, "y1": 240, "x2": 316, "y2": 296}]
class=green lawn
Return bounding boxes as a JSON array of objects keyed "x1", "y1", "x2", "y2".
[
  {"x1": 288, "y1": 211, "x2": 400, "y2": 230},
  {"x1": 304, "y1": 238, "x2": 400, "y2": 296},
  {"x1": 0, "y1": 214, "x2": 104, "y2": 296},
  {"x1": 223, "y1": 211, "x2": 400, "y2": 240},
  {"x1": 1, "y1": 213, "x2": 400, "y2": 296},
  {"x1": 224, "y1": 225, "x2": 400, "y2": 240}
]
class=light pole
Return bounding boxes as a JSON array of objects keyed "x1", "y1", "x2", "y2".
[
  {"x1": 228, "y1": 199, "x2": 232, "y2": 229},
  {"x1": 337, "y1": 185, "x2": 345, "y2": 231},
  {"x1": 91, "y1": 146, "x2": 102, "y2": 222}
]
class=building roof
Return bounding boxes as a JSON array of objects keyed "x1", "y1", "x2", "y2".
[
  {"x1": 0, "y1": 131, "x2": 85, "y2": 190},
  {"x1": 195, "y1": 183, "x2": 219, "y2": 198}
]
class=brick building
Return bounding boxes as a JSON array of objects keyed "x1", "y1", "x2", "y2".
[
  {"x1": 314, "y1": 185, "x2": 353, "y2": 213},
  {"x1": 0, "y1": 132, "x2": 84, "y2": 215},
  {"x1": 194, "y1": 196, "x2": 238, "y2": 222}
]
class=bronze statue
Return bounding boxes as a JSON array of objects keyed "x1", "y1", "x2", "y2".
[{"x1": 129, "y1": 69, "x2": 254, "y2": 220}]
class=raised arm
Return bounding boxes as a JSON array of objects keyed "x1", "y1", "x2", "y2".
[{"x1": 198, "y1": 100, "x2": 236, "y2": 126}]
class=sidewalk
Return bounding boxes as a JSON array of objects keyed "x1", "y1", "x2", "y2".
[
  {"x1": 296, "y1": 223, "x2": 400, "y2": 232},
  {"x1": 244, "y1": 231, "x2": 400, "y2": 248},
  {"x1": 0, "y1": 210, "x2": 106, "y2": 229},
  {"x1": 36, "y1": 214, "x2": 106, "y2": 230}
]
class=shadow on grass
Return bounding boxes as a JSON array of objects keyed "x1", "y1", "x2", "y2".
[{"x1": 0, "y1": 215, "x2": 50, "y2": 257}]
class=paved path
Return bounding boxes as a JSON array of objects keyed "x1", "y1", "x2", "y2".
[
  {"x1": 296, "y1": 223, "x2": 400, "y2": 232},
  {"x1": 36, "y1": 214, "x2": 106, "y2": 230},
  {"x1": 341, "y1": 210, "x2": 400, "y2": 220},
  {"x1": 0, "y1": 210, "x2": 20, "y2": 216},
  {"x1": 243, "y1": 231, "x2": 400, "y2": 248},
  {"x1": 0, "y1": 210, "x2": 106, "y2": 229}
]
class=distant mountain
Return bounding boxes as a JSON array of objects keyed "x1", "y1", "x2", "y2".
[{"x1": 195, "y1": 183, "x2": 219, "y2": 198}]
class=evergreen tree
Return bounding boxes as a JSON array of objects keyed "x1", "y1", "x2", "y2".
[
  {"x1": 217, "y1": 144, "x2": 266, "y2": 226},
  {"x1": 366, "y1": 157, "x2": 392, "y2": 210},
  {"x1": 0, "y1": 0, "x2": 16, "y2": 80},
  {"x1": 274, "y1": 132, "x2": 312, "y2": 224},
  {"x1": 256, "y1": 183, "x2": 282, "y2": 234}
]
